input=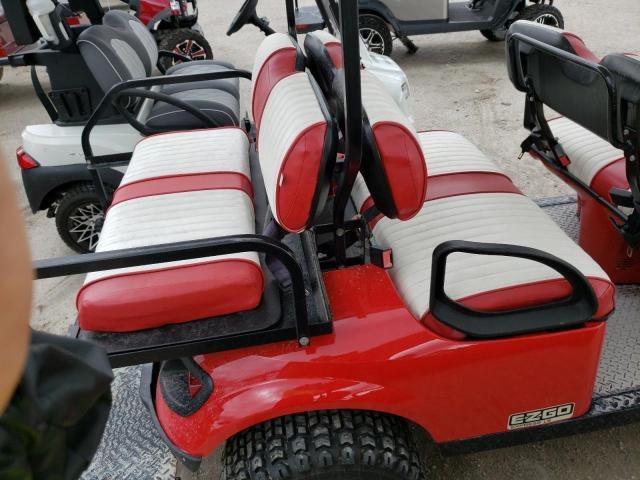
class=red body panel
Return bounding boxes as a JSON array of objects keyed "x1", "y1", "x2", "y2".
[
  {"x1": 138, "y1": 0, "x2": 171, "y2": 26},
  {"x1": 372, "y1": 122, "x2": 427, "y2": 220},
  {"x1": 0, "y1": 5, "x2": 18, "y2": 58},
  {"x1": 275, "y1": 122, "x2": 327, "y2": 232},
  {"x1": 539, "y1": 155, "x2": 640, "y2": 283},
  {"x1": 156, "y1": 265, "x2": 606, "y2": 456},
  {"x1": 578, "y1": 158, "x2": 640, "y2": 283}
]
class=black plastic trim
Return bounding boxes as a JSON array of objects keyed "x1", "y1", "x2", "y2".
[
  {"x1": 331, "y1": 0, "x2": 363, "y2": 265},
  {"x1": 139, "y1": 363, "x2": 203, "y2": 471},
  {"x1": 159, "y1": 358, "x2": 213, "y2": 417},
  {"x1": 440, "y1": 388, "x2": 640, "y2": 456},
  {"x1": 429, "y1": 240, "x2": 599, "y2": 339},
  {"x1": 360, "y1": 112, "x2": 399, "y2": 220},
  {"x1": 307, "y1": 71, "x2": 338, "y2": 228}
]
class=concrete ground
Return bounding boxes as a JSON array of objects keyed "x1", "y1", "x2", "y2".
[{"x1": 1, "y1": 0, "x2": 640, "y2": 478}]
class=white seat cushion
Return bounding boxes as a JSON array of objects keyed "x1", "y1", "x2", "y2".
[
  {"x1": 353, "y1": 131, "x2": 615, "y2": 334},
  {"x1": 77, "y1": 129, "x2": 262, "y2": 332},
  {"x1": 121, "y1": 128, "x2": 250, "y2": 187},
  {"x1": 374, "y1": 192, "x2": 611, "y2": 322},
  {"x1": 548, "y1": 116, "x2": 623, "y2": 186},
  {"x1": 258, "y1": 72, "x2": 333, "y2": 233},
  {"x1": 352, "y1": 130, "x2": 506, "y2": 212}
]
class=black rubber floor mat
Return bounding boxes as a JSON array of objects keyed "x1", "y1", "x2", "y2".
[{"x1": 81, "y1": 366, "x2": 175, "y2": 480}]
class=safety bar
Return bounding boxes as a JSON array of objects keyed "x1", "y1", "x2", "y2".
[
  {"x1": 81, "y1": 68, "x2": 252, "y2": 162},
  {"x1": 79, "y1": 69, "x2": 251, "y2": 207},
  {"x1": 34, "y1": 234, "x2": 311, "y2": 347},
  {"x1": 429, "y1": 240, "x2": 599, "y2": 339}
]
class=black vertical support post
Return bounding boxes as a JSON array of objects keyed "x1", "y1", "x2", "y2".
[
  {"x1": 285, "y1": 0, "x2": 297, "y2": 38},
  {"x1": 332, "y1": 0, "x2": 363, "y2": 266}
]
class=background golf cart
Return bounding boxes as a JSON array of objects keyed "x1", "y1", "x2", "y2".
[
  {"x1": 114, "y1": 0, "x2": 214, "y2": 71},
  {"x1": 357, "y1": 0, "x2": 564, "y2": 55},
  {"x1": 14, "y1": 0, "x2": 411, "y2": 254}
]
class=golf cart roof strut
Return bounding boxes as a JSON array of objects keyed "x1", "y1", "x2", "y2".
[
  {"x1": 286, "y1": 0, "x2": 297, "y2": 38},
  {"x1": 318, "y1": 0, "x2": 363, "y2": 266}
]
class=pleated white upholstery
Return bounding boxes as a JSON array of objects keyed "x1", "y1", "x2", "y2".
[
  {"x1": 548, "y1": 116, "x2": 623, "y2": 186},
  {"x1": 121, "y1": 128, "x2": 251, "y2": 186},
  {"x1": 250, "y1": 32, "x2": 298, "y2": 112},
  {"x1": 361, "y1": 70, "x2": 416, "y2": 134},
  {"x1": 372, "y1": 193, "x2": 609, "y2": 320},
  {"x1": 351, "y1": 130, "x2": 506, "y2": 211},
  {"x1": 85, "y1": 190, "x2": 258, "y2": 285},
  {"x1": 417, "y1": 131, "x2": 505, "y2": 177},
  {"x1": 258, "y1": 72, "x2": 328, "y2": 232}
]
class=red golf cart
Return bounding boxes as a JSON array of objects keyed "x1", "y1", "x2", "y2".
[{"x1": 31, "y1": 0, "x2": 640, "y2": 477}]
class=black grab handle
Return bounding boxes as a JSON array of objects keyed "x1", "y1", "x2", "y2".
[{"x1": 429, "y1": 240, "x2": 599, "y2": 339}]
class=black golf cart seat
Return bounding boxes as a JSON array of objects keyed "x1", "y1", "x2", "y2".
[
  {"x1": 507, "y1": 21, "x2": 640, "y2": 283},
  {"x1": 76, "y1": 33, "x2": 319, "y2": 331},
  {"x1": 77, "y1": 10, "x2": 240, "y2": 131},
  {"x1": 305, "y1": 30, "x2": 614, "y2": 339}
]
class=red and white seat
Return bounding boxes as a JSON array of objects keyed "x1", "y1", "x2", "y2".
[
  {"x1": 76, "y1": 129, "x2": 261, "y2": 332},
  {"x1": 258, "y1": 72, "x2": 336, "y2": 232},
  {"x1": 548, "y1": 117, "x2": 628, "y2": 202},
  {"x1": 359, "y1": 70, "x2": 427, "y2": 220},
  {"x1": 352, "y1": 74, "x2": 614, "y2": 338},
  {"x1": 508, "y1": 22, "x2": 640, "y2": 283},
  {"x1": 77, "y1": 34, "x2": 333, "y2": 332}
]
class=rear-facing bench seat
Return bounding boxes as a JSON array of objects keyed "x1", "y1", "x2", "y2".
[
  {"x1": 506, "y1": 21, "x2": 630, "y2": 210},
  {"x1": 507, "y1": 21, "x2": 640, "y2": 283},
  {"x1": 76, "y1": 128, "x2": 262, "y2": 332},
  {"x1": 352, "y1": 71, "x2": 615, "y2": 339},
  {"x1": 77, "y1": 33, "x2": 334, "y2": 333}
]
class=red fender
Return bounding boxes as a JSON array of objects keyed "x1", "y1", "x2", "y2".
[{"x1": 156, "y1": 265, "x2": 605, "y2": 457}]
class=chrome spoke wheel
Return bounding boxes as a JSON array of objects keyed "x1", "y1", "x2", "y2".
[
  {"x1": 67, "y1": 202, "x2": 104, "y2": 252},
  {"x1": 173, "y1": 38, "x2": 208, "y2": 64},
  {"x1": 360, "y1": 27, "x2": 386, "y2": 54},
  {"x1": 535, "y1": 13, "x2": 560, "y2": 27}
]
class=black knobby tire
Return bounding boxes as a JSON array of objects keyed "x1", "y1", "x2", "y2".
[
  {"x1": 480, "y1": 28, "x2": 508, "y2": 42},
  {"x1": 222, "y1": 410, "x2": 425, "y2": 480},
  {"x1": 55, "y1": 184, "x2": 106, "y2": 254},
  {"x1": 481, "y1": 4, "x2": 565, "y2": 42},
  {"x1": 359, "y1": 15, "x2": 393, "y2": 56},
  {"x1": 156, "y1": 28, "x2": 213, "y2": 71}
]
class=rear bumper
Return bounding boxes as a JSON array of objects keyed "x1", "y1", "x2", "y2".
[{"x1": 21, "y1": 163, "x2": 123, "y2": 213}]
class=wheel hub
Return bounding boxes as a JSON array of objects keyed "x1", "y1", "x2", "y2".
[
  {"x1": 68, "y1": 203, "x2": 104, "y2": 252},
  {"x1": 360, "y1": 28, "x2": 386, "y2": 54},
  {"x1": 535, "y1": 13, "x2": 560, "y2": 27},
  {"x1": 173, "y1": 39, "x2": 208, "y2": 63}
]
